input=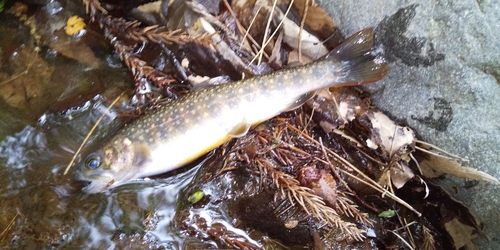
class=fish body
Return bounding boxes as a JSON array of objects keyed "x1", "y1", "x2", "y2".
[{"x1": 76, "y1": 28, "x2": 388, "y2": 193}]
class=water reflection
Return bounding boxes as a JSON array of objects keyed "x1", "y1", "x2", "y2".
[
  {"x1": 73, "y1": 166, "x2": 200, "y2": 249},
  {"x1": 0, "y1": 97, "x2": 131, "y2": 247},
  {"x1": 0, "y1": 126, "x2": 48, "y2": 170},
  {"x1": 0, "y1": 126, "x2": 49, "y2": 196}
]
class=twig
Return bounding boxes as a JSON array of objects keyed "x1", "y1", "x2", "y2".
[
  {"x1": 389, "y1": 230, "x2": 414, "y2": 250},
  {"x1": 258, "y1": 0, "x2": 278, "y2": 65},
  {"x1": 297, "y1": 0, "x2": 310, "y2": 63},
  {"x1": 0, "y1": 47, "x2": 39, "y2": 85}
]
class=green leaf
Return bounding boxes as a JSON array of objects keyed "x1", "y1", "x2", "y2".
[
  {"x1": 378, "y1": 209, "x2": 396, "y2": 218},
  {"x1": 187, "y1": 190, "x2": 205, "y2": 204}
]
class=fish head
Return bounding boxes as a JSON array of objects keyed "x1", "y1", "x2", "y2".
[{"x1": 76, "y1": 137, "x2": 150, "y2": 193}]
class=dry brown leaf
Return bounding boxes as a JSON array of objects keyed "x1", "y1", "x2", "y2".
[
  {"x1": 443, "y1": 217, "x2": 480, "y2": 250},
  {"x1": 0, "y1": 47, "x2": 51, "y2": 109},
  {"x1": 281, "y1": 17, "x2": 329, "y2": 59},
  {"x1": 418, "y1": 153, "x2": 500, "y2": 184},
  {"x1": 377, "y1": 168, "x2": 392, "y2": 189},
  {"x1": 390, "y1": 163, "x2": 415, "y2": 189},
  {"x1": 306, "y1": 88, "x2": 365, "y2": 132},
  {"x1": 49, "y1": 29, "x2": 100, "y2": 68},
  {"x1": 368, "y1": 111, "x2": 415, "y2": 159},
  {"x1": 290, "y1": 0, "x2": 334, "y2": 32},
  {"x1": 289, "y1": 0, "x2": 340, "y2": 48}
]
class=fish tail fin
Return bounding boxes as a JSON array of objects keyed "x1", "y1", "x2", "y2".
[{"x1": 325, "y1": 28, "x2": 389, "y2": 86}]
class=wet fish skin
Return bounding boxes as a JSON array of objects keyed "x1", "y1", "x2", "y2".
[{"x1": 76, "y1": 28, "x2": 388, "y2": 193}]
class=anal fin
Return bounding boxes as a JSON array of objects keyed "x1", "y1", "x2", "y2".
[{"x1": 284, "y1": 91, "x2": 316, "y2": 112}]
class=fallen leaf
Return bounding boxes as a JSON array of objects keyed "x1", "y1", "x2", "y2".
[
  {"x1": 369, "y1": 111, "x2": 415, "y2": 159},
  {"x1": 65, "y1": 16, "x2": 86, "y2": 36},
  {"x1": 390, "y1": 162, "x2": 414, "y2": 189},
  {"x1": 443, "y1": 217, "x2": 479, "y2": 250},
  {"x1": 418, "y1": 152, "x2": 500, "y2": 184}
]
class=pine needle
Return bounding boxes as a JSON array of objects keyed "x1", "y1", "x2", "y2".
[
  {"x1": 0, "y1": 212, "x2": 19, "y2": 238},
  {"x1": 415, "y1": 139, "x2": 468, "y2": 162}
]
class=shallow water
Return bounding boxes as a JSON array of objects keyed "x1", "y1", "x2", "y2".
[
  {"x1": 0, "y1": 97, "x2": 206, "y2": 248},
  {"x1": 0, "y1": 7, "x2": 199, "y2": 246}
]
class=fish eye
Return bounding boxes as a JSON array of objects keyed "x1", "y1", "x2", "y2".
[{"x1": 85, "y1": 153, "x2": 102, "y2": 169}]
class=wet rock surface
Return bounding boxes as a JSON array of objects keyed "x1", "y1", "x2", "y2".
[{"x1": 324, "y1": 1, "x2": 500, "y2": 249}]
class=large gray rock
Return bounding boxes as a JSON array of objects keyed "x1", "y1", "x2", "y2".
[{"x1": 322, "y1": 1, "x2": 500, "y2": 249}]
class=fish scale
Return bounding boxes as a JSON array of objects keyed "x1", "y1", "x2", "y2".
[{"x1": 76, "y1": 28, "x2": 389, "y2": 193}]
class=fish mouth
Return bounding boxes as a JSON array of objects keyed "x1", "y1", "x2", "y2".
[
  {"x1": 74, "y1": 170, "x2": 115, "y2": 193},
  {"x1": 74, "y1": 170, "x2": 87, "y2": 181},
  {"x1": 74, "y1": 169, "x2": 115, "y2": 181}
]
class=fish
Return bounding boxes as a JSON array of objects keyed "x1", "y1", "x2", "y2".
[{"x1": 76, "y1": 28, "x2": 388, "y2": 193}]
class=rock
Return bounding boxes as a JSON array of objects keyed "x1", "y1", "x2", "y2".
[{"x1": 322, "y1": 1, "x2": 500, "y2": 249}]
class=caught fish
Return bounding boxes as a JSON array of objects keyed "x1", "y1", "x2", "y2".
[{"x1": 76, "y1": 28, "x2": 388, "y2": 193}]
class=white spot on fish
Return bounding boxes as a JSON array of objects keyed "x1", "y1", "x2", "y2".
[{"x1": 123, "y1": 138, "x2": 132, "y2": 146}]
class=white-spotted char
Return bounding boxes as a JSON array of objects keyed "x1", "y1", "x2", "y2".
[{"x1": 76, "y1": 28, "x2": 388, "y2": 193}]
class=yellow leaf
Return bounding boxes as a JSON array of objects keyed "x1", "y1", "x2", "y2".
[{"x1": 65, "y1": 15, "x2": 86, "y2": 36}]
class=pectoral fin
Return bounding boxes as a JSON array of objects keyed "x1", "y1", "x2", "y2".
[
  {"x1": 284, "y1": 91, "x2": 316, "y2": 112},
  {"x1": 228, "y1": 120, "x2": 251, "y2": 138},
  {"x1": 133, "y1": 144, "x2": 151, "y2": 167}
]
